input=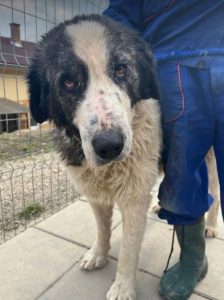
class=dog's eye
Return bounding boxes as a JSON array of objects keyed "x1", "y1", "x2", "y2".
[
  {"x1": 115, "y1": 65, "x2": 126, "y2": 78},
  {"x1": 64, "y1": 79, "x2": 80, "y2": 91}
]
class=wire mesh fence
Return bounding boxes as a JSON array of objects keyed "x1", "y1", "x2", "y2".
[{"x1": 0, "y1": 0, "x2": 109, "y2": 244}]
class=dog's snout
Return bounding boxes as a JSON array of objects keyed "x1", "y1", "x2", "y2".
[{"x1": 92, "y1": 129, "x2": 124, "y2": 160}]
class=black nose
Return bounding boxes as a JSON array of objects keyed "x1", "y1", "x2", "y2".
[{"x1": 92, "y1": 129, "x2": 124, "y2": 160}]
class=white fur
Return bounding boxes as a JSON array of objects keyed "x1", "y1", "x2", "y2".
[
  {"x1": 67, "y1": 22, "x2": 133, "y2": 167},
  {"x1": 205, "y1": 148, "x2": 220, "y2": 238},
  {"x1": 67, "y1": 100, "x2": 161, "y2": 300},
  {"x1": 65, "y1": 20, "x2": 162, "y2": 299}
]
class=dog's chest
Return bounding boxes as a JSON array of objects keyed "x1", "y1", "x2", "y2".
[{"x1": 67, "y1": 161, "x2": 133, "y2": 203}]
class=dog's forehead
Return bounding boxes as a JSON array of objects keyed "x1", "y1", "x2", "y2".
[{"x1": 66, "y1": 21, "x2": 108, "y2": 72}]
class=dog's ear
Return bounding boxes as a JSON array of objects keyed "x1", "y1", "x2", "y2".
[
  {"x1": 27, "y1": 56, "x2": 50, "y2": 123},
  {"x1": 137, "y1": 51, "x2": 161, "y2": 101}
]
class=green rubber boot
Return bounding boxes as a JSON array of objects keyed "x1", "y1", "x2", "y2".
[{"x1": 159, "y1": 217, "x2": 208, "y2": 300}]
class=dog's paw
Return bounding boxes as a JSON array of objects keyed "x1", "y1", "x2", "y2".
[
  {"x1": 205, "y1": 226, "x2": 218, "y2": 238},
  {"x1": 106, "y1": 281, "x2": 136, "y2": 300},
  {"x1": 79, "y1": 248, "x2": 108, "y2": 271}
]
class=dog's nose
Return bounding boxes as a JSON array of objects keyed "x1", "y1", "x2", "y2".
[{"x1": 92, "y1": 129, "x2": 124, "y2": 160}]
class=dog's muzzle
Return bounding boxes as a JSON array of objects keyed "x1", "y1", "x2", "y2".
[{"x1": 92, "y1": 129, "x2": 124, "y2": 162}]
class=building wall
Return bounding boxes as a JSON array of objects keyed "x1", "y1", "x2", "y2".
[{"x1": 0, "y1": 75, "x2": 28, "y2": 104}]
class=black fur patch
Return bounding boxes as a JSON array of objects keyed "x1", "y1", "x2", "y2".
[
  {"x1": 54, "y1": 126, "x2": 85, "y2": 166},
  {"x1": 101, "y1": 16, "x2": 160, "y2": 105}
]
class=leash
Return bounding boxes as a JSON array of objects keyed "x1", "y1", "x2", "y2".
[
  {"x1": 155, "y1": 48, "x2": 224, "y2": 62},
  {"x1": 164, "y1": 226, "x2": 176, "y2": 273}
]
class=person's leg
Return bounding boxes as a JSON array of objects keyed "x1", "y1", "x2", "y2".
[
  {"x1": 158, "y1": 63, "x2": 214, "y2": 222},
  {"x1": 157, "y1": 63, "x2": 214, "y2": 300}
]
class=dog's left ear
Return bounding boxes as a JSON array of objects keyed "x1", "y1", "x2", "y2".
[
  {"x1": 27, "y1": 55, "x2": 50, "y2": 123},
  {"x1": 137, "y1": 51, "x2": 160, "y2": 100}
]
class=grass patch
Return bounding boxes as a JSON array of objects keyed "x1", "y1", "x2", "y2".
[{"x1": 19, "y1": 203, "x2": 44, "y2": 220}]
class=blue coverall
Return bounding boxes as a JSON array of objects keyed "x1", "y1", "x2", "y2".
[{"x1": 104, "y1": 0, "x2": 224, "y2": 224}]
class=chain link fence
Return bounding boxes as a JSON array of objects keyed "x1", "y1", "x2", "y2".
[{"x1": 0, "y1": 0, "x2": 109, "y2": 244}]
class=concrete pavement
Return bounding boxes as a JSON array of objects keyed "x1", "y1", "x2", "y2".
[{"x1": 0, "y1": 196, "x2": 223, "y2": 300}]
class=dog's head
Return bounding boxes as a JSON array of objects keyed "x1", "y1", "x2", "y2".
[{"x1": 28, "y1": 15, "x2": 160, "y2": 166}]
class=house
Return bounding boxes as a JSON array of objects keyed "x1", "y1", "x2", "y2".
[
  {"x1": 0, "y1": 23, "x2": 36, "y2": 133},
  {"x1": 0, "y1": 1, "x2": 109, "y2": 134},
  {"x1": 0, "y1": 97, "x2": 29, "y2": 134}
]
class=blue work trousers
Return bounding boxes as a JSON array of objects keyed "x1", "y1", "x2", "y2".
[{"x1": 157, "y1": 61, "x2": 224, "y2": 225}]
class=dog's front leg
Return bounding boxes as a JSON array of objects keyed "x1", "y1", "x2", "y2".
[
  {"x1": 80, "y1": 201, "x2": 113, "y2": 270},
  {"x1": 107, "y1": 199, "x2": 149, "y2": 300}
]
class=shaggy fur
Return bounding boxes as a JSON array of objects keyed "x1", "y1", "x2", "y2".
[
  {"x1": 28, "y1": 14, "x2": 161, "y2": 300},
  {"x1": 205, "y1": 148, "x2": 220, "y2": 237}
]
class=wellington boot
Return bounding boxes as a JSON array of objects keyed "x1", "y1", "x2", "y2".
[{"x1": 159, "y1": 217, "x2": 208, "y2": 300}]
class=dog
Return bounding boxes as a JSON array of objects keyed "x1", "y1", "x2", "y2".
[
  {"x1": 27, "y1": 15, "x2": 162, "y2": 300},
  {"x1": 27, "y1": 13, "x2": 220, "y2": 299}
]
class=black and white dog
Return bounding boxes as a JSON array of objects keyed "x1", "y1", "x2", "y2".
[
  {"x1": 28, "y1": 14, "x2": 221, "y2": 299},
  {"x1": 27, "y1": 14, "x2": 161, "y2": 300}
]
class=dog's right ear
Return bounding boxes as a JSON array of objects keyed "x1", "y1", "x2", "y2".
[{"x1": 27, "y1": 56, "x2": 49, "y2": 123}]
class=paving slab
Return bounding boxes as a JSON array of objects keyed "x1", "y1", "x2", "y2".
[
  {"x1": 36, "y1": 201, "x2": 121, "y2": 248},
  {"x1": 0, "y1": 188, "x2": 223, "y2": 300},
  {"x1": 110, "y1": 218, "x2": 180, "y2": 277},
  {"x1": 198, "y1": 237, "x2": 224, "y2": 299},
  {"x1": 38, "y1": 258, "x2": 205, "y2": 300},
  {"x1": 0, "y1": 228, "x2": 85, "y2": 300},
  {"x1": 110, "y1": 218, "x2": 224, "y2": 300},
  {"x1": 36, "y1": 196, "x2": 224, "y2": 299}
]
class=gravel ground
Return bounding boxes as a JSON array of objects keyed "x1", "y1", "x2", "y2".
[{"x1": 0, "y1": 151, "x2": 80, "y2": 244}]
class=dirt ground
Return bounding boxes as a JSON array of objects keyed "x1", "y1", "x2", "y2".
[{"x1": 0, "y1": 128, "x2": 79, "y2": 244}]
